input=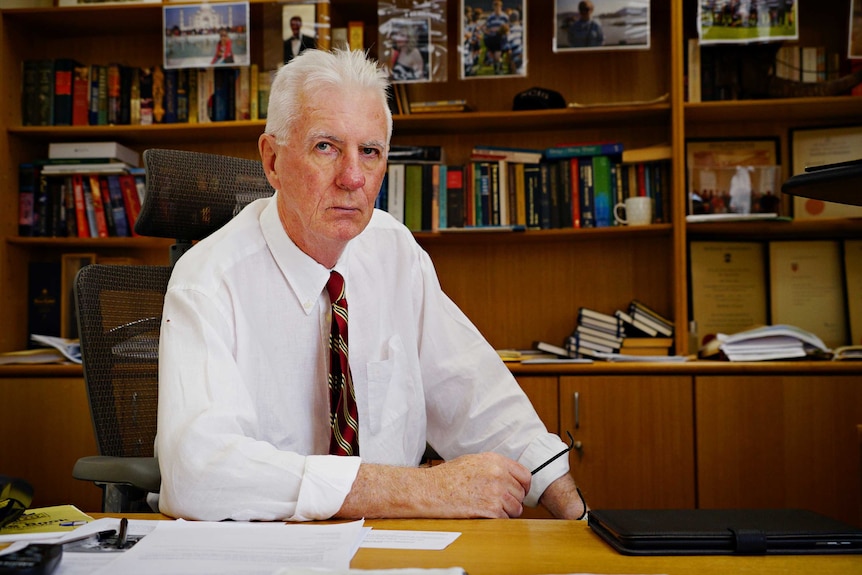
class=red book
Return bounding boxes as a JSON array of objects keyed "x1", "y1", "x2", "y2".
[
  {"x1": 636, "y1": 163, "x2": 647, "y2": 197},
  {"x1": 569, "y1": 157, "x2": 581, "y2": 228},
  {"x1": 71, "y1": 174, "x2": 90, "y2": 238},
  {"x1": 72, "y1": 65, "x2": 90, "y2": 126},
  {"x1": 119, "y1": 173, "x2": 141, "y2": 236},
  {"x1": 87, "y1": 174, "x2": 109, "y2": 237}
]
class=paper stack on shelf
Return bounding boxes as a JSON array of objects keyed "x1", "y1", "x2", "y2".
[{"x1": 713, "y1": 324, "x2": 831, "y2": 362}]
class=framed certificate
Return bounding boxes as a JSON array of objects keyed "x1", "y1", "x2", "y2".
[{"x1": 790, "y1": 125, "x2": 862, "y2": 220}]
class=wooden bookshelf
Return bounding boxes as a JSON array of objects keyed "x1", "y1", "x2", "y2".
[{"x1": 1, "y1": 0, "x2": 861, "y2": 523}]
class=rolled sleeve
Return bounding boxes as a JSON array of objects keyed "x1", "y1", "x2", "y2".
[
  {"x1": 291, "y1": 455, "x2": 362, "y2": 521},
  {"x1": 518, "y1": 432, "x2": 570, "y2": 507}
]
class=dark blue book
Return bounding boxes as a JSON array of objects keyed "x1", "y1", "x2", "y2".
[{"x1": 544, "y1": 141, "x2": 623, "y2": 160}]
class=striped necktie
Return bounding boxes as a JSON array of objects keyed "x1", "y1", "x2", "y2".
[{"x1": 326, "y1": 270, "x2": 359, "y2": 456}]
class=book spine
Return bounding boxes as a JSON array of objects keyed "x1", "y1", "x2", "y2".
[
  {"x1": 36, "y1": 59, "x2": 55, "y2": 126},
  {"x1": 106, "y1": 63, "x2": 121, "y2": 125},
  {"x1": 98, "y1": 176, "x2": 117, "y2": 236},
  {"x1": 592, "y1": 155, "x2": 613, "y2": 228},
  {"x1": 71, "y1": 174, "x2": 90, "y2": 238},
  {"x1": 446, "y1": 164, "x2": 465, "y2": 228},
  {"x1": 18, "y1": 164, "x2": 37, "y2": 236},
  {"x1": 52, "y1": 58, "x2": 78, "y2": 126},
  {"x1": 162, "y1": 67, "x2": 179, "y2": 124},
  {"x1": 88, "y1": 174, "x2": 109, "y2": 238},
  {"x1": 106, "y1": 174, "x2": 130, "y2": 237},
  {"x1": 72, "y1": 64, "x2": 90, "y2": 126},
  {"x1": 579, "y1": 162, "x2": 595, "y2": 228},
  {"x1": 545, "y1": 142, "x2": 623, "y2": 160},
  {"x1": 119, "y1": 174, "x2": 142, "y2": 236}
]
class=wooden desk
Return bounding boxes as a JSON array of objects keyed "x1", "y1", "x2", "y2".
[{"x1": 95, "y1": 515, "x2": 860, "y2": 574}]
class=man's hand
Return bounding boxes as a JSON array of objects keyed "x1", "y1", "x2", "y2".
[
  {"x1": 336, "y1": 452, "x2": 531, "y2": 519},
  {"x1": 538, "y1": 473, "x2": 588, "y2": 520}
]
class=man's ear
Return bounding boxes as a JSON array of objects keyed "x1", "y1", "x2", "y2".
[{"x1": 258, "y1": 133, "x2": 281, "y2": 191}]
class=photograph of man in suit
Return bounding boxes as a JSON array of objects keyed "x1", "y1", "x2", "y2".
[{"x1": 284, "y1": 15, "x2": 317, "y2": 63}]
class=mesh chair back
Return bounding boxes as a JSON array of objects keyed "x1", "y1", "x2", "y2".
[
  {"x1": 136, "y1": 148, "x2": 275, "y2": 242},
  {"x1": 75, "y1": 264, "x2": 173, "y2": 458}
]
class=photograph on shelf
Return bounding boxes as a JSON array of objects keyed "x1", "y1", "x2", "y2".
[
  {"x1": 850, "y1": 0, "x2": 862, "y2": 58},
  {"x1": 382, "y1": 18, "x2": 432, "y2": 83},
  {"x1": 697, "y1": 0, "x2": 798, "y2": 45},
  {"x1": 553, "y1": 0, "x2": 650, "y2": 52},
  {"x1": 163, "y1": 2, "x2": 250, "y2": 69},
  {"x1": 282, "y1": 4, "x2": 319, "y2": 64},
  {"x1": 790, "y1": 124, "x2": 862, "y2": 220},
  {"x1": 685, "y1": 138, "x2": 782, "y2": 222},
  {"x1": 380, "y1": 0, "x2": 448, "y2": 83},
  {"x1": 460, "y1": 0, "x2": 526, "y2": 78}
]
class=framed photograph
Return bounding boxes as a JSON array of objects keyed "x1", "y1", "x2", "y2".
[
  {"x1": 685, "y1": 138, "x2": 782, "y2": 220},
  {"x1": 554, "y1": 0, "x2": 650, "y2": 53},
  {"x1": 790, "y1": 125, "x2": 862, "y2": 220},
  {"x1": 57, "y1": 0, "x2": 159, "y2": 5},
  {"x1": 382, "y1": 18, "x2": 432, "y2": 83},
  {"x1": 460, "y1": 0, "x2": 526, "y2": 78},
  {"x1": 697, "y1": 0, "x2": 798, "y2": 45},
  {"x1": 60, "y1": 253, "x2": 97, "y2": 339},
  {"x1": 282, "y1": 4, "x2": 319, "y2": 64},
  {"x1": 380, "y1": 0, "x2": 448, "y2": 83},
  {"x1": 850, "y1": 0, "x2": 862, "y2": 59},
  {"x1": 164, "y1": 2, "x2": 250, "y2": 69}
]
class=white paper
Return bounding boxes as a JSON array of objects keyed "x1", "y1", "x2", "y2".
[
  {"x1": 359, "y1": 530, "x2": 460, "y2": 550},
  {"x1": 88, "y1": 519, "x2": 365, "y2": 575}
]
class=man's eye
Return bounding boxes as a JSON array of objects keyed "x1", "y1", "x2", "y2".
[
  {"x1": 362, "y1": 147, "x2": 381, "y2": 157},
  {"x1": 315, "y1": 142, "x2": 332, "y2": 152}
]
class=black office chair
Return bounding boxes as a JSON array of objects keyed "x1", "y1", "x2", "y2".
[{"x1": 73, "y1": 149, "x2": 275, "y2": 512}]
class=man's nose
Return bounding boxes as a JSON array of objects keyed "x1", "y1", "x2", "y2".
[{"x1": 336, "y1": 154, "x2": 366, "y2": 191}]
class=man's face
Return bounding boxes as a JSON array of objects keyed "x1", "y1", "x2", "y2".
[
  {"x1": 290, "y1": 18, "x2": 302, "y2": 37},
  {"x1": 267, "y1": 86, "x2": 388, "y2": 264}
]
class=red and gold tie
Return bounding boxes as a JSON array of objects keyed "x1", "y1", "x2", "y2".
[{"x1": 326, "y1": 270, "x2": 360, "y2": 456}]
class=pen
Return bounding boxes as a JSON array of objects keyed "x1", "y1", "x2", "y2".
[
  {"x1": 116, "y1": 517, "x2": 128, "y2": 550},
  {"x1": 60, "y1": 529, "x2": 117, "y2": 546},
  {"x1": 59, "y1": 521, "x2": 87, "y2": 527}
]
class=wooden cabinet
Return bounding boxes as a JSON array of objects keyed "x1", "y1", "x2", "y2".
[
  {"x1": 560, "y1": 375, "x2": 696, "y2": 510},
  {"x1": 696, "y1": 374, "x2": 862, "y2": 528}
]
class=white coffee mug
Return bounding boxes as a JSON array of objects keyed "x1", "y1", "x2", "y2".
[{"x1": 614, "y1": 196, "x2": 653, "y2": 226}]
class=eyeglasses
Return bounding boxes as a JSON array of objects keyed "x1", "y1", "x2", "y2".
[{"x1": 531, "y1": 430, "x2": 575, "y2": 475}]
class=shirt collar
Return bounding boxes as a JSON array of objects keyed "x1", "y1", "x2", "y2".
[{"x1": 260, "y1": 193, "x2": 352, "y2": 315}]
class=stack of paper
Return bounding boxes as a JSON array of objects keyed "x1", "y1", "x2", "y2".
[{"x1": 717, "y1": 324, "x2": 831, "y2": 362}]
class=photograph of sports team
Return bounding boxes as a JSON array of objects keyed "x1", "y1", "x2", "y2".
[{"x1": 461, "y1": 0, "x2": 526, "y2": 78}]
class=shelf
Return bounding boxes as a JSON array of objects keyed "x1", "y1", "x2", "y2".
[
  {"x1": 415, "y1": 224, "x2": 673, "y2": 245},
  {"x1": 7, "y1": 236, "x2": 173, "y2": 249},
  {"x1": 684, "y1": 96, "x2": 862, "y2": 125},
  {"x1": 9, "y1": 104, "x2": 673, "y2": 144},
  {"x1": 686, "y1": 218, "x2": 862, "y2": 240}
]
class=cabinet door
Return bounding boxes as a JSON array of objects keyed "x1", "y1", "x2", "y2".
[
  {"x1": 696, "y1": 375, "x2": 862, "y2": 527},
  {"x1": 560, "y1": 375, "x2": 695, "y2": 509}
]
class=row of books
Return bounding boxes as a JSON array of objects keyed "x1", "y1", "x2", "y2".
[
  {"x1": 376, "y1": 143, "x2": 672, "y2": 232},
  {"x1": 19, "y1": 166, "x2": 145, "y2": 239},
  {"x1": 564, "y1": 300, "x2": 675, "y2": 359},
  {"x1": 22, "y1": 58, "x2": 273, "y2": 127}
]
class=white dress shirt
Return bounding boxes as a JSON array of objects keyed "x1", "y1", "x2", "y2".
[{"x1": 155, "y1": 194, "x2": 569, "y2": 521}]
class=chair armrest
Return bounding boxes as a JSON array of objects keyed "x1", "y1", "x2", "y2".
[{"x1": 73, "y1": 456, "x2": 161, "y2": 493}]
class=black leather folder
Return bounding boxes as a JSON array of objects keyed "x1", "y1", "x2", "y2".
[{"x1": 588, "y1": 509, "x2": 862, "y2": 555}]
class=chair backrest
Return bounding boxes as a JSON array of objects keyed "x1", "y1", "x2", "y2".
[
  {"x1": 137, "y1": 148, "x2": 275, "y2": 264},
  {"x1": 75, "y1": 264, "x2": 172, "y2": 458},
  {"x1": 77, "y1": 149, "x2": 275, "y2": 458}
]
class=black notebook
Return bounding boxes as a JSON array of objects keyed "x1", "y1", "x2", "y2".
[{"x1": 588, "y1": 508, "x2": 862, "y2": 555}]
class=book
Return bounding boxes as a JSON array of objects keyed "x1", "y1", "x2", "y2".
[
  {"x1": 621, "y1": 144, "x2": 672, "y2": 165},
  {"x1": 27, "y1": 261, "x2": 62, "y2": 340},
  {"x1": 688, "y1": 241, "x2": 767, "y2": 348},
  {"x1": 410, "y1": 99, "x2": 470, "y2": 113},
  {"x1": 21, "y1": 59, "x2": 44, "y2": 126},
  {"x1": 40, "y1": 161, "x2": 134, "y2": 175},
  {"x1": 48, "y1": 141, "x2": 139, "y2": 167},
  {"x1": 348, "y1": 20, "x2": 364, "y2": 50},
  {"x1": 18, "y1": 163, "x2": 38, "y2": 236},
  {"x1": 566, "y1": 332, "x2": 619, "y2": 355},
  {"x1": 52, "y1": 58, "x2": 80, "y2": 126},
  {"x1": 544, "y1": 141, "x2": 623, "y2": 160},
  {"x1": 389, "y1": 145, "x2": 445, "y2": 163},
  {"x1": 845, "y1": 239, "x2": 862, "y2": 346},
  {"x1": 32, "y1": 59, "x2": 55, "y2": 126},
  {"x1": 106, "y1": 62, "x2": 122, "y2": 125},
  {"x1": 591, "y1": 155, "x2": 613, "y2": 227},
  {"x1": 87, "y1": 174, "x2": 109, "y2": 238},
  {"x1": 386, "y1": 162, "x2": 405, "y2": 223},
  {"x1": 70, "y1": 174, "x2": 90, "y2": 238},
  {"x1": 614, "y1": 309, "x2": 658, "y2": 338},
  {"x1": 104, "y1": 174, "x2": 130, "y2": 237},
  {"x1": 71, "y1": 64, "x2": 90, "y2": 126},
  {"x1": 769, "y1": 241, "x2": 847, "y2": 349},
  {"x1": 578, "y1": 307, "x2": 625, "y2": 337},
  {"x1": 533, "y1": 340, "x2": 573, "y2": 358},
  {"x1": 687, "y1": 38, "x2": 701, "y2": 103},
  {"x1": 403, "y1": 164, "x2": 424, "y2": 231},
  {"x1": 471, "y1": 145, "x2": 543, "y2": 164},
  {"x1": 119, "y1": 173, "x2": 142, "y2": 236},
  {"x1": 628, "y1": 299, "x2": 674, "y2": 337}
]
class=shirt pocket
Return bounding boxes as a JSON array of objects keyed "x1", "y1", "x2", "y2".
[{"x1": 365, "y1": 335, "x2": 421, "y2": 436}]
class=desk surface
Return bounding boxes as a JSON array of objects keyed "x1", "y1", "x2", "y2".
[{"x1": 104, "y1": 515, "x2": 859, "y2": 574}]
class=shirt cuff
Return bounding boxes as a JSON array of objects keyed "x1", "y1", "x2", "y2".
[
  {"x1": 291, "y1": 455, "x2": 361, "y2": 521},
  {"x1": 519, "y1": 433, "x2": 570, "y2": 508}
]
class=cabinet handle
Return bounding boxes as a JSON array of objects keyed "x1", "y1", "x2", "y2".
[{"x1": 573, "y1": 391, "x2": 580, "y2": 430}]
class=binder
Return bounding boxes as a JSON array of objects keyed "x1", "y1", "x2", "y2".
[{"x1": 588, "y1": 508, "x2": 862, "y2": 555}]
